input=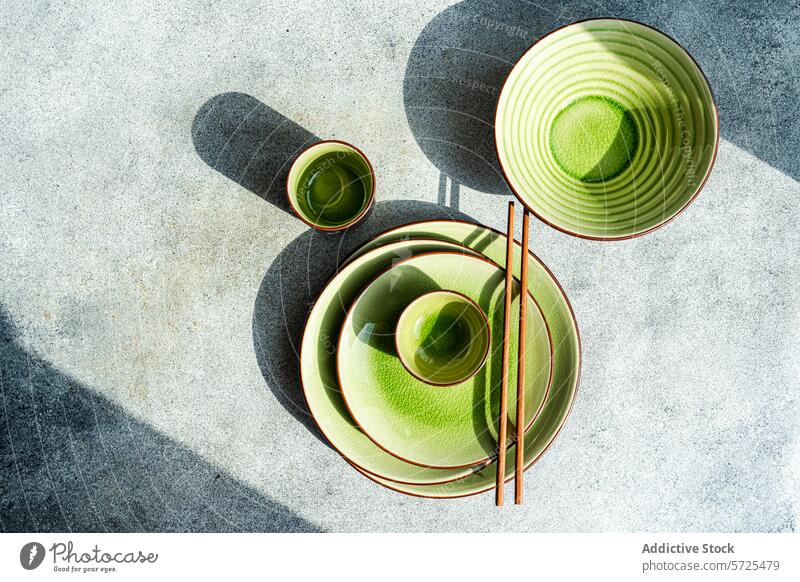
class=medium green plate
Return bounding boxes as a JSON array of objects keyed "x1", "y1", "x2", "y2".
[
  {"x1": 343, "y1": 219, "x2": 580, "y2": 498},
  {"x1": 301, "y1": 239, "x2": 490, "y2": 485},
  {"x1": 337, "y1": 252, "x2": 552, "y2": 469},
  {"x1": 495, "y1": 19, "x2": 718, "y2": 240}
]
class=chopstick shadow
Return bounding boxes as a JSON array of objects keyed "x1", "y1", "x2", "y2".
[
  {"x1": 252, "y1": 200, "x2": 475, "y2": 446},
  {"x1": 0, "y1": 304, "x2": 320, "y2": 532},
  {"x1": 470, "y1": 269, "x2": 510, "y2": 459},
  {"x1": 192, "y1": 92, "x2": 319, "y2": 215},
  {"x1": 407, "y1": 0, "x2": 800, "y2": 186}
]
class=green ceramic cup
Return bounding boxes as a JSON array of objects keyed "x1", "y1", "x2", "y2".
[
  {"x1": 286, "y1": 140, "x2": 375, "y2": 231},
  {"x1": 395, "y1": 290, "x2": 490, "y2": 386},
  {"x1": 495, "y1": 19, "x2": 719, "y2": 240}
]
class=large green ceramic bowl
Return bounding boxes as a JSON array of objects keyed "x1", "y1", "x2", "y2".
[
  {"x1": 395, "y1": 290, "x2": 491, "y2": 386},
  {"x1": 338, "y1": 252, "x2": 551, "y2": 469},
  {"x1": 301, "y1": 220, "x2": 580, "y2": 498},
  {"x1": 495, "y1": 19, "x2": 718, "y2": 240}
]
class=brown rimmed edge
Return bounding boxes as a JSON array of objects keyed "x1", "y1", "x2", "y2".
[
  {"x1": 493, "y1": 17, "x2": 721, "y2": 241},
  {"x1": 285, "y1": 139, "x2": 376, "y2": 233},
  {"x1": 334, "y1": 250, "x2": 555, "y2": 471},
  {"x1": 297, "y1": 218, "x2": 582, "y2": 496},
  {"x1": 394, "y1": 289, "x2": 492, "y2": 388}
]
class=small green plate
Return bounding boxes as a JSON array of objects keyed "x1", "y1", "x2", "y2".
[
  {"x1": 342, "y1": 220, "x2": 580, "y2": 498},
  {"x1": 338, "y1": 252, "x2": 552, "y2": 469},
  {"x1": 495, "y1": 19, "x2": 718, "y2": 239}
]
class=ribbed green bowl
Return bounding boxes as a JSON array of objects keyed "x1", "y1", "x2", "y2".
[{"x1": 495, "y1": 19, "x2": 718, "y2": 239}]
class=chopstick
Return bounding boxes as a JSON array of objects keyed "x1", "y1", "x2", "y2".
[
  {"x1": 496, "y1": 201, "x2": 515, "y2": 506},
  {"x1": 515, "y1": 210, "x2": 530, "y2": 504}
]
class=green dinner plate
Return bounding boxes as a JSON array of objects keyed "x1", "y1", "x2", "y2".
[
  {"x1": 301, "y1": 239, "x2": 491, "y2": 485},
  {"x1": 342, "y1": 219, "x2": 580, "y2": 498},
  {"x1": 337, "y1": 252, "x2": 552, "y2": 469},
  {"x1": 495, "y1": 19, "x2": 718, "y2": 240}
]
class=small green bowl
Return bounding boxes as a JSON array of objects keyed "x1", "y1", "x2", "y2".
[
  {"x1": 495, "y1": 19, "x2": 719, "y2": 240},
  {"x1": 394, "y1": 290, "x2": 490, "y2": 386},
  {"x1": 286, "y1": 140, "x2": 375, "y2": 232}
]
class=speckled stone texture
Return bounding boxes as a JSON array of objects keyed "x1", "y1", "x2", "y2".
[{"x1": 1, "y1": 0, "x2": 798, "y2": 532}]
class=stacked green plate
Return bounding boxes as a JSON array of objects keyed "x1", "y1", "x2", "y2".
[
  {"x1": 495, "y1": 19, "x2": 719, "y2": 240},
  {"x1": 299, "y1": 220, "x2": 581, "y2": 498}
]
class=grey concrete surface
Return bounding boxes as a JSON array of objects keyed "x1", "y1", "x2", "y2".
[{"x1": 1, "y1": 0, "x2": 798, "y2": 532}]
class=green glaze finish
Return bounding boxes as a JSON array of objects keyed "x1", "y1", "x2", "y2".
[
  {"x1": 300, "y1": 239, "x2": 489, "y2": 485},
  {"x1": 338, "y1": 252, "x2": 551, "y2": 469},
  {"x1": 395, "y1": 291, "x2": 490, "y2": 386},
  {"x1": 287, "y1": 141, "x2": 374, "y2": 230},
  {"x1": 495, "y1": 19, "x2": 718, "y2": 239},
  {"x1": 343, "y1": 220, "x2": 580, "y2": 497},
  {"x1": 550, "y1": 95, "x2": 638, "y2": 182}
]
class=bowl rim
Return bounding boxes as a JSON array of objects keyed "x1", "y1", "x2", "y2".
[
  {"x1": 335, "y1": 249, "x2": 554, "y2": 470},
  {"x1": 493, "y1": 17, "x2": 720, "y2": 241},
  {"x1": 394, "y1": 289, "x2": 492, "y2": 387},
  {"x1": 285, "y1": 139, "x2": 376, "y2": 232}
]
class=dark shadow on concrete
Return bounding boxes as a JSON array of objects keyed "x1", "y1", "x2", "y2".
[
  {"x1": 192, "y1": 92, "x2": 319, "y2": 215},
  {"x1": 403, "y1": 1, "x2": 561, "y2": 195},
  {"x1": 252, "y1": 200, "x2": 474, "y2": 444},
  {"x1": 405, "y1": 0, "x2": 799, "y2": 185},
  {"x1": 0, "y1": 305, "x2": 321, "y2": 532},
  {"x1": 348, "y1": 265, "x2": 440, "y2": 356}
]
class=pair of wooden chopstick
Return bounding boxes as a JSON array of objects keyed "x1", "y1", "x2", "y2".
[{"x1": 496, "y1": 201, "x2": 530, "y2": 506}]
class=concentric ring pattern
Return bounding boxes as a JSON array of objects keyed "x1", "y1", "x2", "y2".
[{"x1": 495, "y1": 19, "x2": 719, "y2": 239}]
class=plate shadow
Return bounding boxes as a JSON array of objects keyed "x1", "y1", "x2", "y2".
[{"x1": 252, "y1": 200, "x2": 475, "y2": 445}]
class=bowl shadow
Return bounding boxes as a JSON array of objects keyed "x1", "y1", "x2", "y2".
[
  {"x1": 403, "y1": 1, "x2": 602, "y2": 195},
  {"x1": 407, "y1": 0, "x2": 798, "y2": 187}
]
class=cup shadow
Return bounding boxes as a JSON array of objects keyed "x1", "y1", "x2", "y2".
[
  {"x1": 192, "y1": 92, "x2": 319, "y2": 215},
  {"x1": 252, "y1": 200, "x2": 475, "y2": 445}
]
